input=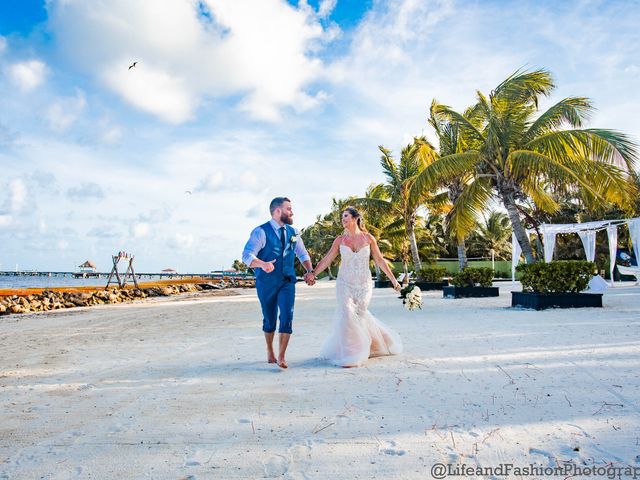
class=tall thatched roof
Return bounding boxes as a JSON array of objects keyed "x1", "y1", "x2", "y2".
[{"x1": 79, "y1": 260, "x2": 97, "y2": 269}]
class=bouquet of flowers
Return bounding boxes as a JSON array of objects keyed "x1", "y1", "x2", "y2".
[{"x1": 399, "y1": 283, "x2": 422, "y2": 311}]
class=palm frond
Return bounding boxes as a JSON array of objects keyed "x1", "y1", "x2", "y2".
[
  {"x1": 524, "y1": 97, "x2": 592, "y2": 142},
  {"x1": 432, "y1": 104, "x2": 486, "y2": 143},
  {"x1": 351, "y1": 197, "x2": 394, "y2": 212},
  {"x1": 447, "y1": 178, "x2": 493, "y2": 241},
  {"x1": 492, "y1": 68, "x2": 555, "y2": 108},
  {"x1": 378, "y1": 146, "x2": 399, "y2": 186},
  {"x1": 519, "y1": 179, "x2": 561, "y2": 214},
  {"x1": 506, "y1": 150, "x2": 600, "y2": 196},
  {"x1": 411, "y1": 151, "x2": 482, "y2": 198},
  {"x1": 411, "y1": 136, "x2": 439, "y2": 167},
  {"x1": 526, "y1": 129, "x2": 638, "y2": 172},
  {"x1": 426, "y1": 190, "x2": 451, "y2": 215}
]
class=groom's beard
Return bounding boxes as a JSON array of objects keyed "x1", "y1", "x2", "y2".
[{"x1": 281, "y1": 213, "x2": 293, "y2": 225}]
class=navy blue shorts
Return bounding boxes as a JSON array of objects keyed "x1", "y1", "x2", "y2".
[{"x1": 256, "y1": 280, "x2": 295, "y2": 334}]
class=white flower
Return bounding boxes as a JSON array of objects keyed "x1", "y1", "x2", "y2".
[{"x1": 402, "y1": 285, "x2": 422, "y2": 311}]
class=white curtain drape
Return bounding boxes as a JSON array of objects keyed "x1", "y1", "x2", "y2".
[
  {"x1": 578, "y1": 230, "x2": 597, "y2": 262},
  {"x1": 607, "y1": 225, "x2": 618, "y2": 286},
  {"x1": 628, "y1": 218, "x2": 640, "y2": 264},
  {"x1": 512, "y1": 233, "x2": 522, "y2": 283},
  {"x1": 542, "y1": 228, "x2": 556, "y2": 262}
]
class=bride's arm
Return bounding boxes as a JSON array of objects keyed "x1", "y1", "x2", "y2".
[
  {"x1": 368, "y1": 234, "x2": 401, "y2": 290},
  {"x1": 313, "y1": 237, "x2": 342, "y2": 277}
]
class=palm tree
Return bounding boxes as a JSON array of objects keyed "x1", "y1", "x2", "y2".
[
  {"x1": 467, "y1": 211, "x2": 512, "y2": 260},
  {"x1": 357, "y1": 137, "x2": 443, "y2": 271},
  {"x1": 427, "y1": 100, "x2": 485, "y2": 269},
  {"x1": 413, "y1": 68, "x2": 638, "y2": 263}
]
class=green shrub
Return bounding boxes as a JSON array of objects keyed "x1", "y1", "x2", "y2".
[
  {"x1": 516, "y1": 260, "x2": 596, "y2": 293},
  {"x1": 417, "y1": 266, "x2": 447, "y2": 282},
  {"x1": 452, "y1": 267, "x2": 494, "y2": 288}
]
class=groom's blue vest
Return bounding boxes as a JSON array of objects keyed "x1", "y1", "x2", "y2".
[{"x1": 254, "y1": 222, "x2": 297, "y2": 284}]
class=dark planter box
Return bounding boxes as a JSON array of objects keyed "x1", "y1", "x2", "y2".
[
  {"x1": 443, "y1": 286, "x2": 499, "y2": 298},
  {"x1": 375, "y1": 280, "x2": 392, "y2": 288},
  {"x1": 415, "y1": 280, "x2": 450, "y2": 291},
  {"x1": 512, "y1": 291, "x2": 602, "y2": 310}
]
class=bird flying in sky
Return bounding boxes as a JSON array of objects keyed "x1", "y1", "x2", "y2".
[{"x1": 128, "y1": 61, "x2": 138, "y2": 70}]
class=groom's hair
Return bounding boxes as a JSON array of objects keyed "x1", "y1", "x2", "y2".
[{"x1": 269, "y1": 197, "x2": 291, "y2": 215}]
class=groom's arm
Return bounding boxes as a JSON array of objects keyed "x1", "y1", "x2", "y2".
[
  {"x1": 242, "y1": 227, "x2": 275, "y2": 273},
  {"x1": 294, "y1": 234, "x2": 315, "y2": 284}
]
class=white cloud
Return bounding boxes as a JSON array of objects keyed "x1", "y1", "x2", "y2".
[
  {"x1": 87, "y1": 225, "x2": 120, "y2": 238},
  {"x1": 48, "y1": 0, "x2": 334, "y2": 123},
  {"x1": 67, "y1": 182, "x2": 105, "y2": 200},
  {"x1": 168, "y1": 233, "x2": 194, "y2": 250},
  {"x1": 8, "y1": 60, "x2": 47, "y2": 91},
  {"x1": 46, "y1": 90, "x2": 87, "y2": 132},
  {"x1": 132, "y1": 222, "x2": 150, "y2": 238},
  {"x1": 7, "y1": 179, "x2": 27, "y2": 213},
  {"x1": 0, "y1": 215, "x2": 13, "y2": 228},
  {"x1": 239, "y1": 171, "x2": 257, "y2": 189},
  {"x1": 101, "y1": 126, "x2": 123, "y2": 144},
  {"x1": 193, "y1": 169, "x2": 261, "y2": 193},
  {"x1": 318, "y1": 0, "x2": 337, "y2": 19},
  {"x1": 103, "y1": 62, "x2": 195, "y2": 124},
  {"x1": 195, "y1": 171, "x2": 225, "y2": 193},
  {"x1": 0, "y1": 36, "x2": 7, "y2": 55},
  {"x1": 246, "y1": 203, "x2": 263, "y2": 218}
]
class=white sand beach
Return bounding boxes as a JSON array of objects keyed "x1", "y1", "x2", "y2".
[{"x1": 1, "y1": 281, "x2": 639, "y2": 479}]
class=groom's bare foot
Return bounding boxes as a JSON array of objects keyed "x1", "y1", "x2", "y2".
[
  {"x1": 277, "y1": 357, "x2": 288, "y2": 369},
  {"x1": 267, "y1": 347, "x2": 277, "y2": 364}
]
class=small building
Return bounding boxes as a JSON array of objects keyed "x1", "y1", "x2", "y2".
[
  {"x1": 161, "y1": 268, "x2": 177, "y2": 275},
  {"x1": 78, "y1": 260, "x2": 97, "y2": 273}
]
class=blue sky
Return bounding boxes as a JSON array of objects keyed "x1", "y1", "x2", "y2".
[{"x1": 1, "y1": 0, "x2": 639, "y2": 272}]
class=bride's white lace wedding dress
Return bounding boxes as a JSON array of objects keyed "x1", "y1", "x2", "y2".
[{"x1": 320, "y1": 244, "x2": 403, "y2": 367}]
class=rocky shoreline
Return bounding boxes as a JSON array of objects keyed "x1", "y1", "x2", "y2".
[{"x1": 0, "y1": 279, "x2": 255, "y2": 316}]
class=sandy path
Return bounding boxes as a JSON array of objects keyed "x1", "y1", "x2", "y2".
[{"x1": 1, "y1": 282, "x2": 639, "y2": 479}]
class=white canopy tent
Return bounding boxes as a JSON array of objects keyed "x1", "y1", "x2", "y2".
[{"x1": 512, "y1": 217, "x2": 640, "y2": 286}]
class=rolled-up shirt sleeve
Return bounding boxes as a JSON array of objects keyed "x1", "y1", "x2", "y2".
[
  {"x1": 294, "y1": 230, "x2": 311, "y2": 264},
  {"x1": 242, "y1": 227, "x2": 266, "y2": 266}
]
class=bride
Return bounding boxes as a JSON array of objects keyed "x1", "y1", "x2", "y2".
[{"x1": 310, "y1": 206, "x2": 403, "y2": 367}]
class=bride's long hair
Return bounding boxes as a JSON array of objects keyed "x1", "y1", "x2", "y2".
[{"x1": 343, "y1": 206, "x2": 367, "y2": 233}]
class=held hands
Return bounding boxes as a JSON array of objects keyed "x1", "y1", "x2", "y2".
[
  {"x1": 392, "y1": 281, "x2": 401, "y2": 292},
  {"x1": 303, "y1": 272, "x2": 316, "y2": 286}
]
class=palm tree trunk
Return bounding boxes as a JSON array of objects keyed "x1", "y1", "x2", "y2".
[
  {"x1": 407, "y1": 222, "x2": 422, "y2": 271},
  {"x1": 503, "y1": 198, "x2": 536, "y2": 264},
  {"x1": 374, "y1": 264, "x2": 381, "y2": 280},
  {"x1": 457, "y1": 238, "x2": 468, "y2": 270}
]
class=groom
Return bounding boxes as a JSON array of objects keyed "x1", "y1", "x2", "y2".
[{"x1": 242, "y1": 197, "x2": 315, "y2": 368}]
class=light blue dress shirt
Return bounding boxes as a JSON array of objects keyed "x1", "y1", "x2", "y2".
[{"x1": 242, "y1": 219, "x2": 311, "y2": 266}]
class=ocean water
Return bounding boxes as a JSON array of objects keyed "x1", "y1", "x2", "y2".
[
  {"x1": 0, "y1": 273, "x2": 249, "y2": 290},
  {"x1": 0, "y1": 274, "x2": 109, "y2": 289}
]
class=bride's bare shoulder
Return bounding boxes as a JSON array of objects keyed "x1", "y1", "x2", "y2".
[{"x1": 365, "y1": 232, "x2": 377, "y2": 245}]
